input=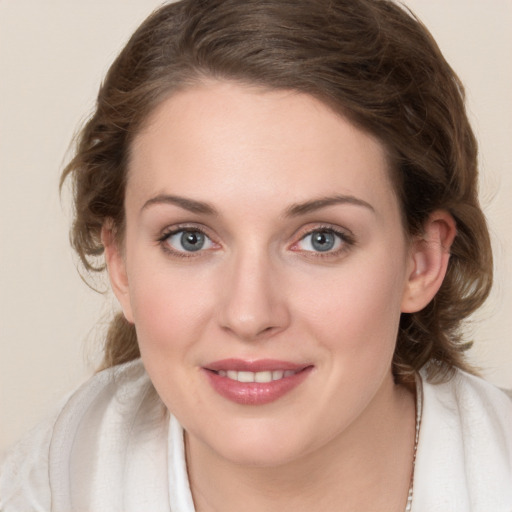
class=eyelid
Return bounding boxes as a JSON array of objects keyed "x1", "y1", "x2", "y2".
[
  {"x1": 156, "y1": 222, "x2": 355, "y2": 259},
  {"x1": 289, "y1": 223, "x2": 355, "y2": 256},
  {"x1": 158, "y1": 223, "x2": 210, "y2": 241},
  {"x1": 292, "y1": 222, "x2": 354, "y2": 241},
  {"x1": 157, "y1": 223, "x2": 220, "y2": 257}
]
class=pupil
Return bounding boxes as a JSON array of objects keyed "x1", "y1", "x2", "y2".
[
  {"x1": 181, "y1": 231, "x2": 204, "y2": 252},
  {"x1": 312, "y1": 231, "x2": 335, "y2": 252}
]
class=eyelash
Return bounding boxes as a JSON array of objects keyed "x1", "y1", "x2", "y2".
[
  {"x1": 291, "y1": 225, "x2": 355, "y2": 259},
  {"x1": 156, "y1": 224, "x2": 355, "y2": 259},
  {"x1": 157, "y1": 224, "x2": 216, "y2": 259}
]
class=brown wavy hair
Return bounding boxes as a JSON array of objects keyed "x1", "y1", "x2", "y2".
[{"x1": 61, "y1": 0, "x2": 492, "y2": 383}]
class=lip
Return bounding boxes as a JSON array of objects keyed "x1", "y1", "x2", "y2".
[
  {"x1": 205, "y1": 358, "x2": 307, "y2": 372},
  {"x1": 203, "y1": 359, "x2": 313, "y2": 405}
]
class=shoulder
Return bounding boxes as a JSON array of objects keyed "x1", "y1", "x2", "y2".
[
  {"x1": 413, "y1": 368, "x2": 512, "y2": 511},
  {"x1": 424, "y1": 366, "x2": 512, "y2": 409},
  {"x1": 423, "y1": 368, "x2": 512, "y2": 437},
  {"x1": 0, "y1": 411, "x2": 54, "y2": 511},
  {"x1": 1, "y1": 359, "x2": 167, "y2": 512}
]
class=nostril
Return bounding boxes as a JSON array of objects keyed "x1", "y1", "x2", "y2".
[{"x1": 221, "y1": 323, "x2": 280, "y2": 341}]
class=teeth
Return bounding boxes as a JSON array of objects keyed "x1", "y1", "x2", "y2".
[
  {"x1": 238, "y1": 371, "x2": 254, "y2": 383},
  {"x1": 255, "y1": 371, "x2": 272, "y2": 383},
  {"x1": 217, "y1": 369, "x2": 298, "y2": 383}
]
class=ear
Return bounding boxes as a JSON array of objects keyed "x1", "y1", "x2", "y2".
[
  {"x1": 101, "y1": 222, "x2": 134, "y2": 323},
  {"x1": 401, "y1": 210, "x2": 457, "y2": 313}
]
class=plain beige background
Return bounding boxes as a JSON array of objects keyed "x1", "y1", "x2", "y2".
[{"x1": 1, "y1": 0, "x2": 511, "y2": 453}]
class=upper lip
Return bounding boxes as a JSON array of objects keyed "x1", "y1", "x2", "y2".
[{"x1": 204, "y1": 358, "x2": 310, "y2": 372}]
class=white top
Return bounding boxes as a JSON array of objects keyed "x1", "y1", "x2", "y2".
[{"x1": 1, "y1": 359, "x2": 511, "y2": 511}]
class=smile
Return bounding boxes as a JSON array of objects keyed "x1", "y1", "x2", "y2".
[
  {"x1": 215, "y1": 369, "x2": 299, "y2": 383},
  {"x1": 203, "y1": 359, "x2": 313, "y2": 405}
]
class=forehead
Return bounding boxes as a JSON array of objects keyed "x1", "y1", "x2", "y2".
[{"x1": 127, "y1": 81, "x2": 397, "y2": 216}]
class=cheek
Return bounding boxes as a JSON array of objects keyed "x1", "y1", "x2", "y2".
[
  {"x1": 126, "y1": 257, "x2": 215, "y2": 356},
  {"x1": 125, "y1": 261, "x2": 215, "y2": 411},
  {"x1": 294, "y1": 252, "x2": 407, "y2": 357}
]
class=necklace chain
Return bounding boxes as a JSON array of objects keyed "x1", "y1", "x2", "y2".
[{"x1": 404, "y1": 375, "x2": 423, "y2": 512}]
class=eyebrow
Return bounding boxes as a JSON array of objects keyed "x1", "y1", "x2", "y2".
[
  {"x1": 141, "y1": 194, "x2": 217, "y2": 215},
  {"x1": 141, "y1": 193, "x2": 374, "y2": 217},
  {"x1": 284, "y1": 194, "x2": 375, "y2": 217}
]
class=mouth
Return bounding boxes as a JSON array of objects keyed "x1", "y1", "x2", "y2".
[
  {"x1": 203, "y1": 359, "x2": 313, "y2": 405},
  {"x1": 213, "y1": 369, "x2": 300, "y2": 383}
]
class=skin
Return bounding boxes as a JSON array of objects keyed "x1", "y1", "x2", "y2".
[{"x1": 104, "y1": 81, "x2": 455, "y2": 511}]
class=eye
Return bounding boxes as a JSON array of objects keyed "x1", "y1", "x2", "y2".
[
  {"x1": 164, "y1": 229, "x2": 214, "y2": 253},
  {"x1": 295, "y1": 228, "x2": 346, "y2": 253}
]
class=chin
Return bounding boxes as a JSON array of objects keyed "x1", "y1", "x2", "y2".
[
  {"x1": 219, "y1": 441, "x2": 305, "y2": 468},
  {"x1": 193, "y1": 417, "x2": 319, "y2": 468}
]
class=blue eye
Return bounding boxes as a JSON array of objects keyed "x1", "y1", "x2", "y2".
[
  {"x1": 297, "y1": 229, "x2": 344, "y2": 253},
  {"x1": 164, "y1": 229, "x2": 214, "y2": 253}
]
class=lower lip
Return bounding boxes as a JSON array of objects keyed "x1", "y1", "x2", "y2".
[{"x1": 203, "y1": 367, "x2": 313, "y2": 405}]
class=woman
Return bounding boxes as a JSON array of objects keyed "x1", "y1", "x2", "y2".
[{"x1": 1, "y1": 0, "x2": 511, "y2": 510}]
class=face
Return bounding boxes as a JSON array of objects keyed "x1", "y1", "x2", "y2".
[{"x1": 109, "y1": 81, "x2": 421, "y2": 467}]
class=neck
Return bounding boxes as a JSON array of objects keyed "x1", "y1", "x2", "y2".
[{"x1": 186, "y1": 378, "x2": 416, "y2": 512}]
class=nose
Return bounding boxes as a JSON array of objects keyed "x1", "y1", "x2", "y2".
[{"x1": 218, "y1": 249, "x2": 290, "y2": 341}]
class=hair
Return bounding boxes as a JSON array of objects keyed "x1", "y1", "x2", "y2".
[{"x1": 61, "y1": 0, "x2": 492, "y2": 384}]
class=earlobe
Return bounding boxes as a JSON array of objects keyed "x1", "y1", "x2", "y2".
[
  {"x1": 401, "y1": 211, "x2": 457, "y2": 313},
  {"x1": 101, "y1": 223, "x2": 134, "y2": 323}
]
